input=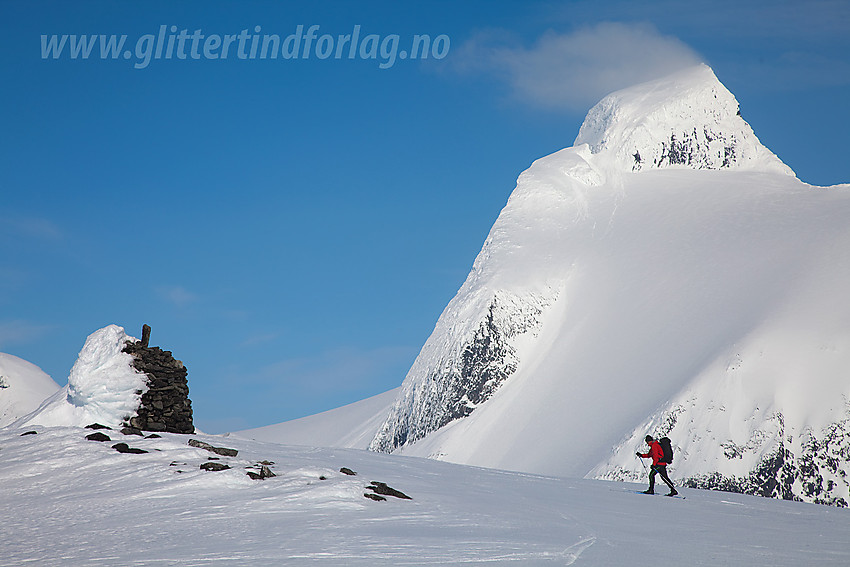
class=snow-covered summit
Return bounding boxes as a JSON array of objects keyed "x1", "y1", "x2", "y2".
[
  {"x1": 0, "y1": 353, "x2": 61, "y2": 428},
  {"x1": 574, "y1": 64, "x2": 793, "y2": 175}
]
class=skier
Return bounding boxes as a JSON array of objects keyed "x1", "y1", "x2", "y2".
[{"x1": 637, "y1": 435, "x2": 678, "y2": 496}]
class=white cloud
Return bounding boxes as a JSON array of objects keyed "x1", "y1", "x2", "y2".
[
  {"x1": 155, "y1": 285, "x2": 199, "y2": 307},
  {"x1": 0, "y1": 214, "x2": 63, "y2": 241},
  {"x1": 0, "y1": 320, "x2": 53, "y2": 349},
  {"x1": 239, "y1": 332, "x2": 280, "y2": 348},
  {"x1": 454, "y1": 22, "x2": 703, "y2": 112},
  {"x1": 250, "y1": 345, "x2": 416, "y2": 396}
]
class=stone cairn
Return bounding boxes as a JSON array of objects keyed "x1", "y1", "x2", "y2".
[{"x1": 122, "y1": 324, "x2": 194, "y2": 434}]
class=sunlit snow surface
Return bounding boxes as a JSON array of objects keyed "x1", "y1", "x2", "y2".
[
  {"x1": 238, "y1": 388, "x2": 399, "y2": 450},
  {"x1": 0, "y1": 426, "x2": 848, "y2": 566}
]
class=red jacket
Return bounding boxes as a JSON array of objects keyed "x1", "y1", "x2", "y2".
[{"x1": 640, "y1": 441, "x2": 668, "y2": 466}]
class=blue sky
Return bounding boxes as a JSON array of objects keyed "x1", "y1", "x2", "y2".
[{"x1": 1, "y1": 0, "x2": 848, "y2": 433}]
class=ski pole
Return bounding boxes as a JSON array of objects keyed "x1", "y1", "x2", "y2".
[{"x1": 636, "y1": 448, "x2": 648, "y2": 478}]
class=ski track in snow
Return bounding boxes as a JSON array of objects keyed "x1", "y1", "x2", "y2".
[{"x1": 2, "y1": 427, "x2": 849, "y2": 566}]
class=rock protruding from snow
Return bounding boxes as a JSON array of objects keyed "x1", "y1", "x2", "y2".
[
  {"x1": 188, "y1": 438, "x2": 238, "y2": 457},
  {"x1": 574, "y1": 64, "x2": 792, "y2": 175},
  {"x1": 14, "y1": 325, "x2": 147, "y2": 429},
  {"x1": 0, "y1": 353, "x2": 61, "y2": 428}
]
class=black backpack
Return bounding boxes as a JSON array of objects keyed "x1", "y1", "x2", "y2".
[{"x1": 659, "y1": 437, "x2": 674, "y2": 464}]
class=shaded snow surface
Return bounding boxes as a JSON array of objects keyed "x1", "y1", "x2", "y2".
[{"x1": 1, "y1": 425, "x2": 848, "y2": 566}]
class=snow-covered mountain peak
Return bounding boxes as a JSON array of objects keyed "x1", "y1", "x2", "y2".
[
  {"x1": 575, "y1": 64, "x2": 793, "y2": 175},
  {"x1": 257, "y1": 66, "x2": 850, "y2": 508}
]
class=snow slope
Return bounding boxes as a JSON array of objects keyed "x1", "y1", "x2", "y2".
[
  {"x1": 359, "y1": 65, "x2": 850, "y2": 504},
  {"x1": 236, "y1": 387, "x2": 399, "y2": 449},
  {"x1": 1, "y1": 425, "x2": 848, "y2": 566},
  {"x1": 0, "y1": 353, "x2": 60, "y2": 427},
  {"x1": 13, "y1": 325, "x2": 147, "y2": 429}
]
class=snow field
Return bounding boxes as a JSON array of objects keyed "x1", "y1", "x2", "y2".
[{"x1": 1, "y1": 426, "x2": 849, "y2": 566}]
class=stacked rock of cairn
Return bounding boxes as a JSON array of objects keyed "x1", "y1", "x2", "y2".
[{"x1": 122, "y1": 325, "x2": 194, "y2": 434}]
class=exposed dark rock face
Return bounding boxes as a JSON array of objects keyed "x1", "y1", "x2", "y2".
[
  {"x1": 632, "y1": 128, "x2": 741, "y2": 171},
  {"x1": 122, "y1": 331, "x2": 194, "y2": 434},
  {"x1": 340, "y1": 467, "x2": 357, "y2": 476},
  {"x1": 200, "y1": 462, "x2": 230, "y2": 472},
  {"x1": 455, "y1": 304, "x2": 518, "y2": 419},
  {"x1": 370, "y1": 291, "x2": 552, "y2": 453},
  {"x1": 681, "y1": 413, "x2": 850, "y2": 508}
]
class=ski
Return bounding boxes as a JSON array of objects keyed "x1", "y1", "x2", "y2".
[{"x1": 628, "y1": 490, "x2": 686, "y2": 500}]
